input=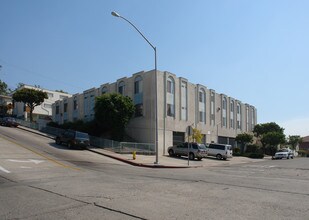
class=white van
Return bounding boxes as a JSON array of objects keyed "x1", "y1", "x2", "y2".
[{"x1": 206, "y1": 143, "x2": 233, "y2": 160}]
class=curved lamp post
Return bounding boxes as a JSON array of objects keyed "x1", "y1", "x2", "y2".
[{"x1": 111, "y1": 11, "x2": 159, "y2": 164}]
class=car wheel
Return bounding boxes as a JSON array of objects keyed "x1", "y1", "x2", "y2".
[
  {"x1": 168, "y1": 149, "x2": 174, "y2": 157},
  {"x1": 216, "y1": 154, "x2": 222, "y2": 160},
  {"x1": 189, "y1": 153, "x2": 195, "y2": 160},
  {"x1": 55, "y1": 138, "x2": 61, "y2": 145}
]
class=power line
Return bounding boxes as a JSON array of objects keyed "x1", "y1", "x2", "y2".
[{"x1": 0, "y1": 58, "x2": 85, "y2": 92}]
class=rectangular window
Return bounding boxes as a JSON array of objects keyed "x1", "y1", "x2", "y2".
[
  {"x1": 56, "y1": 106, "x2": 59, "y2": 114},
  {"x1": 199, "y1": 111, "x2": 205, "y2": 122},
  {"x1": 134, "y1": 104, "x2": 143, "y2": 117},
  {"x1": 73, "y1": 100, "x2": 78, "y2": 110},
  {"x1": 167, "y1": 81, "x2": 174, "y2": 94},
  {"x1": 64, "y1": 103, "x2": 68, "y2": 113},
  {"x1": 118, "y1": 86, "x2": 124, "y2": 95},
  {"x1": 44, "y1": 103, "x2": 52, "y2": 108},
  {"x1": 181, "y1": 81, "x2": 187, "y2": 121},
  {"x1": 134, "y1": 81, "x2": 141, "y2": 94},
  {"x1": 47, "y1": 93, "x2": 53, "y2": 98},
  {"x1": 167, "y1": 104, "x2": 175, "y2": 117}
]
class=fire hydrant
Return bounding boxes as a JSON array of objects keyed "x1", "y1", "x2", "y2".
[{"x1": 133, "y1": 151, "x2": 136, "y2": 160}]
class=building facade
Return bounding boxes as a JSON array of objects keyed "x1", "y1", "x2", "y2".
[
  {"x1": 52, "y1": 70, "x2": 257, "y2": 155},
  {"x1": 299, "y1": 136, "x2": 309, "y2": 151},
  {"x1": 0, "y1": 94, "x2": 13, "y2": 116},
  {"x1": 13, "y1": 85, "x2": 72, "y2": 122}
]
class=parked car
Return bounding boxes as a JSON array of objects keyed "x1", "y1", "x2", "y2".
[
  {"x1": 205, "y1": 143, "x2": 233, "y2": 160},
  {"x1": 0, "y1": 117, "x2": 19, "y2": 127},
  {"x1": 168, "y1": 142, "x2": 207, "y2": 160},
  {"x1": 273, "y1": 148, "x2": 294, "y2": 159},
  {"x1": 55, "y1": 130, "x2": 90, "y2": 149}
]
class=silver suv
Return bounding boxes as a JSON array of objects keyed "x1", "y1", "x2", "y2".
[{"x1": 168, "y1": 142, "x2": 207, "y2": 160}]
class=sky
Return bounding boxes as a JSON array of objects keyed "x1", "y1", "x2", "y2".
[{"x1": 0, "y1": 0, "x2": 308, "y2": 137}]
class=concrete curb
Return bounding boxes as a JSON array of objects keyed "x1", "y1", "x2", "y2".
[
  {"x1": 17, "y1": 126, "x2": 200, "y2": 168},
  {"x1": 17, "y1": 126, "x2": 55, "y2": 140},
  {"x1": 86, "y1": 148, "x2": 198, "y2": 169}
]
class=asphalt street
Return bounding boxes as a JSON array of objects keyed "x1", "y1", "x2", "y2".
[{"x1": 1, "y1": 126, "x2": 308, "y2": 220}]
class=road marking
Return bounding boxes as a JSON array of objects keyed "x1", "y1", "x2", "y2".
[
  {"x1": 20, "y1": 166, "x2": 31, "y2": 169},
  {"x1": 0, "y1": 166, "x2": 11, "y2": 173},
  {"x1": 0, "y1": 136, "x2": 80, "y2": 171},
  {"x1": 7, "y1": 159, "x2": 44, "y2": 164}
]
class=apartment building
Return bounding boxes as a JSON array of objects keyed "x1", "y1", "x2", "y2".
[
  {"x1": 52, "y1": 70, "x2": 257, "y2": 155},
  {"x1": 13, "y1": 85, "x2": 72, "y2": 122}
]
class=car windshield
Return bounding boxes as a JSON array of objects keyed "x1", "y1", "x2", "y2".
[
  {"x1": 198, "y1": 144, "x2": 206, "y2": 150},
  {"x1": 76, "y1": 132, "x2": 89, "y2": 139},
  {"x1": 278, "y1": 149, "x2": 289, "y2": 152}
]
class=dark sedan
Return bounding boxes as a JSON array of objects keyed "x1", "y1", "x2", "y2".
[{"x1": 0, "y1": 117, "x2": 19, "y2": 127}]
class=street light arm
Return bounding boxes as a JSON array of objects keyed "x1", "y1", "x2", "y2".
[
  {"x1": 111, "y1": 11, "x2": 159, "y2": 164},
  {"x1": 111, "y1": 12, "x2": 156, "y2": 51}
]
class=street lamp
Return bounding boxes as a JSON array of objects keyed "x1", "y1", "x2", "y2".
[{"x1": 111, "y1": 11, "x2": 159, "y2": 164}]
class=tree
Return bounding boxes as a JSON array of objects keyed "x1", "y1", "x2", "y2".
[
  {"x1": 12, "y1": 88, "x2": 48, "y2": 122},
  {"x1": 94, "y1": 93, "x2": 135, "y2": 140},
  {"x1": 253, "y1": 122, "x2": 284, "y2": 137},
  {"x1": 287, "y1": 135, "x2": 302, "y2": 150},
  {"x1": 191, "y1": 128, "x2": 203, "y2": 143},
  {"x1": 0, "y1": 80, "x2": 11, "y2": 95},
  {"x1": 235, "y1": 133, "x2": 253, "y2": 153},
  {"x1": 253, "y1": 122, "x2": 286, "y2": 155}
]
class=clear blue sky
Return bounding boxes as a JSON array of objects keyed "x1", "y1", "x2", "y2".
[{"x1": 1, "y1": 0, "x2": 308, "y2": 136}]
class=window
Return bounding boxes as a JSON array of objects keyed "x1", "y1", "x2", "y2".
[
  {"x1": 135, "y1": 104, "x2": 143, "y2": 117},
  {"x1": 167, "y1": 104, "x2": 175, "y2": 117},
  {"x1": 64, "y1": 103, "x2": 68, "y2": 113},
  {"x1": 181, "y1": 81, "x2": 187, "y2": 120},
  {"x1": 210, "y1": 91, "x2": 215, "y2": 126},
  {"x1": 222, "y1": 97, "x2": 227, "y2": 127},
  {"x1": 246, "y1": 106, "x2": 249, "y2": 131},
  {"x1": 73, "y1": 99, "x2": 78, "y2": 110},
  {"x1": 166, "y1": 77, "x2": 175, "y2": 117},
  {"x1": 251, "y1": 107, "x2": 255, "y2": 129},
  {"x1": 118, "y1": 81, "x2": 125, "y2": 95},
  {"x1": 60, "y1": 95, "x2": 68, "y2": 99},
  {"x1": 199, "y1": 89, "x2": 206, "y2": 123},
  {"x1": 56, "y1": 106, "x2": 59, "y2": 114},
  {"x1": 237, "y1": 103, "x2": 241, "y2": 129},
  {"x1": 230, "y1": 100, "x2": 234, "y2": 129},
  {"x1": 199, "y1": 91, "x2": 205, "y2": 103},
  {"x1": 44, "y1": 103, "x2": 52, "y2": 108},
  {"x1": 134, "y1": 76, "x2": 143, "y2": 117},
  {"x1": 101, "y1": 87, "x2": 108, "y2": 94},
  {"x1": 134, "y1": 76, "x2": 142, "y2": 94},
  {"x1": 47, "y1": 93, "x2": 54, "y2": 98},
  {"x1": 167, "y1": 77, "x2": 174, "y2": 94}
]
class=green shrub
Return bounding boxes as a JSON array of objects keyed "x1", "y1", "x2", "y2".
[
  {"x1": 246, "y1": 144, "x2": 260, "y2": 153},
  {"x1": 298, "y1": 150, "x2": 309, "y2": 157},
  {"x1": 244, "y1": 152, "x2": 264, "y2": 159},
  {"x1": 234, "y1": 147, "x2": 241, "y2": 153},
  {"x1": 47, "y1": 121, "x2": 60, "y2": 128},
  {"x1": 233, "y1": 147, "x2": 242, "y2": 156}
]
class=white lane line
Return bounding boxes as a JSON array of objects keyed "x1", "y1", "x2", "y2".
[
  {"x1": 7, "y1": 159, "x2": 44, "y2": 164},
  {"x1": 0, "y1": 166, "x2": 11, "y2": 173}
]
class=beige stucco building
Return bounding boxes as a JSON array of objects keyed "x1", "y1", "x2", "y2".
[
  {"x1": 52, "y1": 70, "x2": 257, "y2": 155},
  {"x1": 13, "y1": 85, "x2": 72, "y2": 122}
]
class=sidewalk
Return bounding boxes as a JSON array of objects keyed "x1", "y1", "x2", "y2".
[{"x1": 17, "y1": 125, "x2": 266, "y2": 168}]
